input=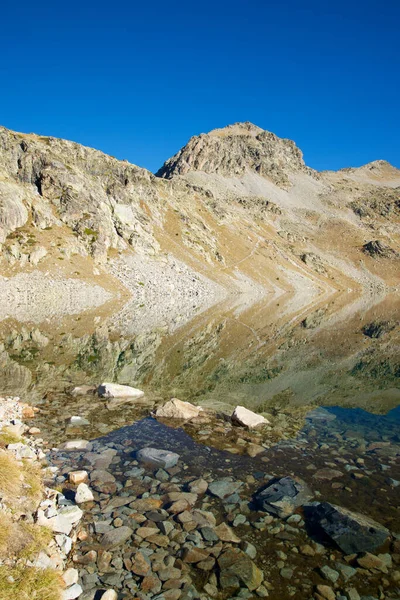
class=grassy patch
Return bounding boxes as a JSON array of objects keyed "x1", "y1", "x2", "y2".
[
  {"x1": 0, "y1": 452, "x2": 22, "y2": 499},
  {"x1": 0, "y1": 566, "x2": 64, "y2": 600},
  {"x1": 0, "y1": 430, "x2": 22, "y2": 447}
]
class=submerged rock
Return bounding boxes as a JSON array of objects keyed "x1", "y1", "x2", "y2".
[
  {"x1": 304, "y1": 502, "x2": 390, "y2": 554},
  {"x1": 137, "y1": 447, "x2": 179, "y2": 468},
  {"x1": 254, "y1": 476, "x2": 313, "y2": 517},
  {"x1": 231, "y1": 405, "x2": 270, "y2": 428},
  {"x1": 155, "y1": 398, "x2": 203, "y2": 420},
  {"x1": 208, "y1": 480, "x2": 242, "y2": 499},
  {"x1": 98, "y1": 382, "x2": 145, "y2": 399},
  {"x1": 218, "y1": 547, "x2": 264, "y2": 591},
  {"x1": 101, "y1": 526, "x2": 133, "y2": 549}
]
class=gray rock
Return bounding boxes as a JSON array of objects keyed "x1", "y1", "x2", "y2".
[
  {"x1": 101, "y1": 526, "x2": 133, "y2": 549},
  {"x1": 254, "y1": 476, "x2": 313, "y2": 517},
  {"x1": 208, "y1": 480, "x2": 242, "y2": 499},
  {"x1": 304, "y1": 502, "x2": 390, "y2": 554},
  {"x1": 137, "y1": 447, "x2": 179, "y2": 468}
]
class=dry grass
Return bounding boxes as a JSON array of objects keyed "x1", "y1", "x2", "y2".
[
  {"x1": 0, "y1": 452, "x2": 22, "y2": 500},
  {"x1": 0, "y1": 429, "x2": 22, "y2": 447},
  {"x1": 0, "y1": 566, "x2": 64, "y2": 600},
  {"x1": 22, "y1": 460, "x2": 43, "y2": 505},
  {"x1": 0, "y1": 513, "x2": 13, "y2": 557}
]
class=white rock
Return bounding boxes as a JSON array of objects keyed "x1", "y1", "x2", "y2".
[
  {"x1": 58, "y1": 505, "x2": 83, "y2": 524},
  {"x1": 69, "y1": 416, "x2": 90, "y2": 426},
  {"x1": 60, "y1": 439, "x2": 93, "y2": 451},
  {"x1": 31, "y1": 550, "x2": 53, "y2": 569},
  {"x1": 69, "y1": 470, "x2": 89, "y2": 484},
  {"x1": 231, "y1": 406, "x2": 270, "y2": 429},
  {"x1": 98, "y1": 382, "x2": 144, "y2": 399},
  {"x1": 63, "y1": 583, "x2": 83, "y2": 600},
  {"x1": 63, "y1": 568, "x2": 79, "y2": 586},
  {"x1": 75, "y1": 483, "x2": 94, "y2": 504},
  {"x1": 7, "y1": 442, "x2": 36, "y2": 460},
  {"x1": 101, "y1": 590, "x2": 118, "y2": 600},
  {"x1": 37, "y1": 510, "x2": 72, "y2": 535},
  {"x1": 56, "y1": 534, "x2": 72, "y2": 555},
  {"x1": 155, "y1": 398, "x2": 203, "y2": 420}
]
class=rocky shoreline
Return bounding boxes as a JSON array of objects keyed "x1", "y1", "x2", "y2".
[{"x1": 0, "y1": 390, "x2": 399, "y2": 600}]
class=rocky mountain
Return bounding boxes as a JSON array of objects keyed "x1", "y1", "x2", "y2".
[{"x1": 0, "y1": 122, "x2": 399, "y2": 413}]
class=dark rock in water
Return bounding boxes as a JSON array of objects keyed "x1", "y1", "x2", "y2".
[
  {"x1": 363, "y1": 239, "x2": 398, "y2": 258},
  {"x1": 136, "y1": 447, "x2": 179, "y2": 468},
  {"x1": 253, "y1": 476, "x2": 313, "y2": 517},
  {"x1": 304, "y1": 502, "x2": 390, "y2": 554},
  {"x1": 362, "y1": 320, "x2": 395, "y2": 339}
]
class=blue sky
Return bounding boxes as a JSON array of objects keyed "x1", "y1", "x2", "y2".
[{"x1": 1, "y1": 0, "x2": 399, "y2": 173}]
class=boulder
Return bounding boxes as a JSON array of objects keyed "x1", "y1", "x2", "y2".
[
  {"x1": 155, "y1": 398, "x2": 202, "y2": 420},
  {"x1": 98, "y1": 382, "x2": 144, "y2": 399},
  {"x1": 231, "y1": 406, "x2": 269, "y2": 429},
  {"x1": 304, "y1": 502, "x2": 390, "y2": 554},
  {"x1": 75, "y1": 482, "x2": 94, "y2": 504},
  {"x1": 137, "y1": 447, "x2": 179, "y2": 469},
  {"x1": 254, "y1": 476, "x2": 313, "y2": 517}
]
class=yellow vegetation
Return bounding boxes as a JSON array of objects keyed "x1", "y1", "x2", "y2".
[
  {"x1": 0, "y1": 566, "x2": 64, "y2": 600},
  {"x1": 0, "y1": 429, "x2": 22, "y2": 446},
  {"x1": 0, "y1": 452, "x2": 22, "y2": 499}
]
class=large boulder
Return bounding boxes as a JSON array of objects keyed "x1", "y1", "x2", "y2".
[
  {"x1": 98, "y1": 383, "x2": 144, "y2": 399},
  {"x1": 231, "y1": 406, "x2": 270, "y2": 429},
  {"x1": 254, "y1": 476, "x2": 313, "y2": 517},
  {"x1": 137, "y1": 447, "x2": 179, "y2": 469},
  {"x1": 304, "y1": 502, "x2": 390, "y2": 554},
  {"x1": 155, "y1": 398, "x2": 202, "y2": 420}
]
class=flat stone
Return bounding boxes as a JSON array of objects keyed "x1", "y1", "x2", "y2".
[
  {"x1": 137, "y1": 447, "x2": 179, "y2": 468},
  {"x1": 101, "y1": 526, "x2": 133, "y2": 549},
  {"x1": 215, "y1": 522, "x2": 241, "y2": 542},
  {"x1": 304, "y1": 502, "x2": 390, "y2": 554},
  {"x1": 98, "y1": 382, "x2": 144, "y2": 398},
  {"x1": 231, "y1": 406, "x2": 269, "y2": 429},
  {"x1": 254, "y1": 476, "x2": 313, "y2": 517},
  {"x1": 61, "y1": 439, "x2": 92, "y2": 452},
  {"x1": 208, "y1": 480, "x2": 242, "y2": 499},
  {"x1": 313, "y1": 469, "x2": 343, "y2": 481}
]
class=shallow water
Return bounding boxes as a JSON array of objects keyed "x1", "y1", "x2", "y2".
[{"x1": 1, "y1": 290, "x2": 399, "y2": 598}]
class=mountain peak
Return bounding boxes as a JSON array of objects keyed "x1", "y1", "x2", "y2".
[{"x1": 156, "y1": 122, "x2": 307, "y2": 185}]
